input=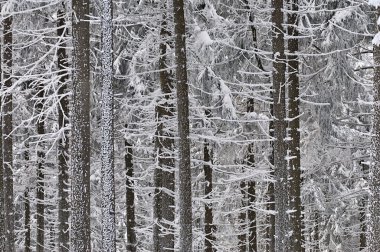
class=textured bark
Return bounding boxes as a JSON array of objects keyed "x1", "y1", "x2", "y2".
[
  {"x1": 266, "y1": 103, "x2": 275, "y2": 252},
  {"x1": 36, "y1": 83, "x2": 46, "y2": 252},
  {"x1": 287, "y1": 0, "x2": 303, "y2": 251},
  {"x1": 359, "y1": 161, "x2": 368, "y2": 250},
  {"x1": 173, "y1": 0, "x2": 193, "y2": 249},
  {"x1": 153, "y1": 7, "x2": 176, "y2": 250},
  {"x1": 313, "y1": 212, "x2": 319, "y2": 251},
  {"x1": 71, "y1": 0, "x2": 91, "y2": 250},
  {"x1": 0, "y1": 15, "x2": 3, "y2": 249},
  {"x1": 370, "y1": 7, "x2": 380, "y2": 252},
  {"x1": 3, "y1": 11, "x2": 14, "y2": 252},
  {"x1": 24, "y1": 142, "x2": 31, "y2": 252},
  {"x1": 238, "y1": 180, "x2": 247, "y2": 252},
  {"x1": 101, "y1": 0, "x2": 116, "y2": 249},
  {"x1": 204, "y1": 113, "x2": 215, "y2": 252},
  {"x1": 272, "y1": 0, "x2": 288, "y2": 250},
  {"x1": 247, "y1": 100, "x2": 256, "y2": 252},
  {"x1": 125, "y1": 139, "x2": 136, "y2": 251},
  {"x1": 57, "y1": 5, "x2": 70, "y2": 252}
]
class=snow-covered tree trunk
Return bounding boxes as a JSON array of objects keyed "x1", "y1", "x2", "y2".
[
  {"x1": 125, "y1": 138, "x2": 136, "y2": 251},
  {"x1": 3, "y1": 10, "x2": 14, "y2": 252},
  {"x1": 71, "y1": 0, "x2": 91, "y2": 250},
  {"x1": 204, "y1": 112, "x2": 215, "y2": 252},
  {"x1": 57, "y1": 4, "x2": 70, "y2": 252},
  {"x1": 173, "y1": 0, "x2": 193, "y2": 250},
  {"x1": 36, "y1": 83, "x2": 46, "y2": 252},
  {"x1": 24, "y1": 141, "x2": 31, "y2": 252},
  {"x1": 360, "y1": 161, "x2": 368, "y2": 250},
  {"x1": 287, "y1": 0, "x2": 303, "y2": 251},
  {"x1": 100, "y1": 0, "x2": 116, "y2": 249},
  {"x1": 370, "y1": 6, "x2": 380, "y2": 251},
  {"x1": 154, "y1": 5, "x2": 175, "y2": 250},
  {"x1": 247, "y1": 100, "x2": 256, "y2": 252},
  {"x1": 0, "y1": 37, "x2": 4, "y2": 252},
  {"x1": 272, "y1": 0, "x2": 289, "y2": 250}
]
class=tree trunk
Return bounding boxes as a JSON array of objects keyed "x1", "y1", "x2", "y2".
[
  {"x1": 204, "y1": 112, "x2": 215, "y2": 252},
  {"x1": 0, "y1": 18, "x2": 4, "y2": 249},
  {"x1": 272, "y1": 0, "x2": 288, "y2": 250},
  {"x1": 287, "y1": 0, "x2": 303, "y2": 251},
  {"x1": 36, "y1": 82, "x2": 46, "y2": 252},
  {"x1": 3, "y1": 11, "x2": 14, "y2": 252},
  {"x1": 238, "y1": 180, "x2": 247, "y2": 252},
  {"x1": 101, "y1": 0, "x2": 116, "y2": 249},
  {"x1": 359, "y1": 161, "x2": 368, "y2": 250},
  {"x1": 172, "y1": 0, "x2": 193, "y2": 249},
  {"x1": 370, "y1": 7, "x2": 380, "y2": 252},
  {"x1": 57, "y1": 4, "x2": 70, "y2": 252},
  {"x1": 125, "y1": 138, "x2": 136, "y2": 251},
  {"x1": 247, "y1": 100, "x2": 257, "y2": 252},
  {"x1": 153, "y1": 6, "x2": 176, "y2": 250},
  {"x1": 24, "y1": 140, "x2": 31, "y2": 252},
  {"x1": 266, "y1": 103, "x2": 275, "y2": 252},
  {"x1": 71, "y1": 0, "x2": 91, "y2": 250}
]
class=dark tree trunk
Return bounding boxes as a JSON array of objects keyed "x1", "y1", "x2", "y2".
[
  {"x1": 3, "y1": 11, "x2": 14, "y2": 252},
  {"x1": 359, "y1": 161, "x2": 368, "y2": 250},
  {"x1": 238, "y1": 181, "x2": 247, "y2": 252},
  {"x1": 313, "y1": 212, "x2": 319, "y2": 252},
  {"x1": 71, "y1": 0, "x2": 91, "y2": 250},
  {"x1": 272, "y1": 0, "x2": 288, "y2": 250},
  {"x1": 24, "y1": 140, "x2": 31, "y2": 252},
  {"x1": 0, "y1": 20, "x2": 3, "y2": 249},
  {"x1": 173, "y1": 0, "x2": 193, "y2": 250},
  {"x1": 247, "y1": 100, "x2": 257, "y2": 252},
  {"x1": 266, "y1": 103, "x2": 275, "y2": 252},
  {"x1": 204, "y1": 110, "x2": 215, "y2": 252},
  {"x1": 36, "y1": 83, "x2": 46, "y2": 252},
  {"x1": 125, "y1": 138, "x2": 136, "y2": 251},
  {"x1": 57, "y1": 4, "x2": 70, "y2": 252},
  {"x1": 153, "y1": 6, "x2": 175, "y2": 250},
  {"x1": 287, "y1": 0, "x2": 303, "y2": 251}
]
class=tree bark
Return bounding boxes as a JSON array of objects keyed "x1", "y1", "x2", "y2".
[
  {"x1": 125, "y1": 138, "x2": 136, "y2": 251},
  {"x1": 24, "y1": 140, "x2": 31, "y2": 252},
  {"x1": 287, "y1": 0, "x2": 303, "y2": 251},
  {"x1": 204, "y1": 110, "x2": 215, "y2": 252},
  {"x1": 172, "y1": 0, "x2": 193, "y2": 250},
  {"x1": 370, "y1": 7, "x2": 380, "y2": 252},
  {"x1": 247, "y1": 100, "x2": 257, "y2": 252},
  {"x1": 359, "y1": 161, "x2": 368, "y2": 250},
  {"x1": 3, "y1": 10, "x2": 14, "y2": 252},
  {"x1": 101, "y1": 0, "x2": 116, "y2": 249},
  {"x1": 272, "y1": 0, "x2": 288, "y2": 250},
  {"x1": 36, "y1": 83, "x2": 46, "y2": 252},
  {"x1": 71, "y1": 0, "x2": 91, "y2": 250},
  {"x1": 238, "y1": 180, "x2": 247, "y2": 252},
  {"x1": 57, "y1": 4, "x2": 70, "y2": 252},
  {"x1": 0, "y1": 10, "x2": 3, "y2": 248},
  {"x1": 154, "y1": 6, "x2": 176, "y2": 251}
]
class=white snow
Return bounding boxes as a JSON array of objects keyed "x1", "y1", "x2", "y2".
[
  {"x1": 373, "y1": 32, "x2": 380, "y2": 46},
  {"x1": 369, "y1": 0, "x2": 380, "y2": 7}
]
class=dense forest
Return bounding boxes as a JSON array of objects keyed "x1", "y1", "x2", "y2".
[{"x1": 0, "y1": 0, "x2": 380, "y2": 251}]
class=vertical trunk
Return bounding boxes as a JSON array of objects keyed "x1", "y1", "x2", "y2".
[
  {"x1": 313, "y1": 212, "x2": 319, "y2": 251},
  {"x1": 36, "y1": 83, "x2": 46, "y2": 252},
  {"x1": 125, "y1": 139, "x2": 136, "y2": 251},
  {"x1": 370, "y1": 7, "x2": 380, "y2": 252},
  {"x1": 57, "y1": 5, "x2": 70, "y2": 252},
  {"x1": 24, "y1": 189, "x2": 31, "y2": 252},
  {"x1": 272, "y1": 0, "x2": 288, "y2": 250},
  {"x1": 154, "y1": 6, "x2": 176, "y2": 250},
  {"x1": 0, "y1": 25, "x2": 3, "y2": 250},
  {"x1": 100, "y1": 0, "x2": 116, "y2": 249},
  {"x1": 71, "y1": 0, "x2": 91, "y2": 250},
  {"x1": 287, "y1": 0, "x2": 302, "y2": 251},
  {"x1": 247, "y1": 99, "x2": 257, "y2": 252},
  {"x1": 238, "y1": 181, "x2": 247, "y2": 252},
  {"x1": 266, "y1": 103, "x2": 275, "y2": 252},
  {"x1": 204, "y1": 110, "x2": 215, "y2": 252},
  {"x1": 24, "y1": 141, "x2": 31, "y2": 252},
  {"x1": 172, "y1": 0, "x2": 193, "y2": 249},
  {"x1": 359, "y1": 161, "x2": 368, "y2": 250},
  {"x1": 3, "y1": 11, "x2": 14, "y2": 252}
]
